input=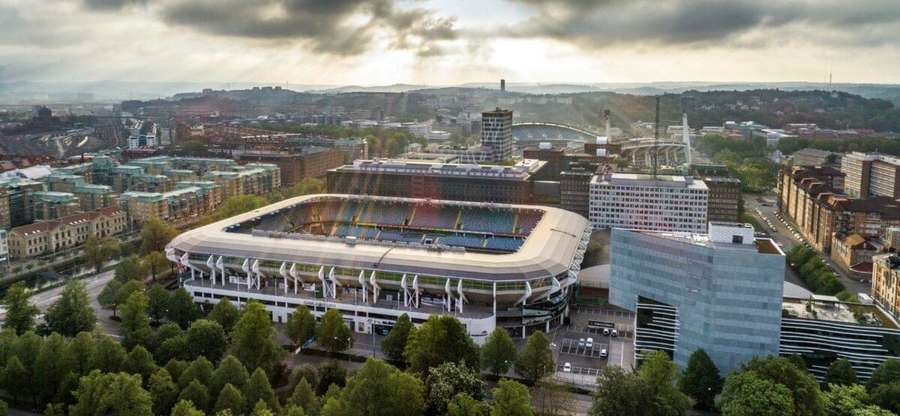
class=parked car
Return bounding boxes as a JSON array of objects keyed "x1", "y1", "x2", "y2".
[
  {"x1": 611, "y1": 329, "x2": 619, "y2": 338},
  {"x1": 600, "y1": 348, "x2": 608, "y2": 358},
  {"x1": 578, "y1": 338, "x2": 585, "y2": 347},
  {"x1": 563, "y1": 362, "x2": 572, "y2": 372},
  {"x1": 602, "y1": 328, "x2": 611, "y2": 336},
  {"x1": 586, "y1": 337, "x2": 594, "y2": 348}
]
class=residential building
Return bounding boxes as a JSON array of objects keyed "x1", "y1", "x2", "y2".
[
  {"x1": 830, "y1": 233, "x2": 881, "y2": 279},
  {"x1": 236, "y1": 147, "x2": 343, "y2": 186},
  {"x1": 31, "y1": 191, "x2": 79, "y2": 221},
  {"x1": 589, "y1": 173, "x2": 709, "y2": 233},
  {"x1": 0, "y1": 185, "x2": 9, "y2": 230},
  {"x1": 703, "y1": 177, "x2": 741, "y2": 223},
  {"x1": 840, "y1": 152, "x2": 900, "y2": 199},
  {"x1": 7, "y1": 207, "x2": 126, "y2": 259},
  {"x1": 481, "y1": 108, "x2": 513, "y2": 162},
  {"x1": 610, "y1": 223, "x2": 785, "y2": 373},
  {"x1": 0, "y1": 229, "x2": 8, "y2": 265},
  {"x1": 873, "y1": 254, "x2": 900, "y2": 322}
]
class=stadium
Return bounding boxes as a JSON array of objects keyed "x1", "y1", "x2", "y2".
[{"x1": 165, "y1": 194, "x2": 591, "y2": 342}]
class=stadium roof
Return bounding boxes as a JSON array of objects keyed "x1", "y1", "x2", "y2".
[{"x1": 167, "y1": 194, "x2": 590, "y2": 282}]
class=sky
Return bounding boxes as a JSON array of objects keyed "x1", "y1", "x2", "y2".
[{"x1": 3, "y1": 0, "x2": 900, "y2": 85}]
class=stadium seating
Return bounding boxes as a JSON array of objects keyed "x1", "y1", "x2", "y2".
[
  {"x1": 484, "y1": 237, "x2": 524, "y2": 251},
  {"x1": 459, "y1": 209, "x2": 515, "y2": 234},
  {"x1": 438, "y1": 235, "x2": 485, "y2": 250},
  {"x1": 358, "y1": 201, "x2": 410, "y2": 226},
  {"x1": 515, "y1": 211, "x2": 543, "y2": 233},
  {"x1": 410, "y1": 205, "x2": 459, "y2": 229}
]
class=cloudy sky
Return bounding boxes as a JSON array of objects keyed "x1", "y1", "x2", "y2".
[{"x1": 3, "y1": 0, "x2": 900, "y2": 85}]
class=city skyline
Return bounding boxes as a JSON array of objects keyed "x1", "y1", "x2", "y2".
[{"x1": 4, "y1": 0, "x2": 900, "y2": 85}]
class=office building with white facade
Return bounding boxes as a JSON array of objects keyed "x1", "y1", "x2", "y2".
[{"x1": 589, "y1": 173, "x2": 709, "y2": 233}]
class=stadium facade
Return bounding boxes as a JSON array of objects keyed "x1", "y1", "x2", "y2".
[{"x1": 166, "y1": 194, "x2": 590, "y2": 342}]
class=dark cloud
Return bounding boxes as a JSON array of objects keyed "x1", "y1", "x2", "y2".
[
  {"x1": 79, "y1": 0, "x2": 458, "y2": 57},
  {"x1": 505, "y1": 0, "x2": 900, "y2": 49}
]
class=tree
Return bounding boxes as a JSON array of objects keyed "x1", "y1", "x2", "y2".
[
  {"x1": 339, "y1": 358, "x2": 426, "y2": 416},
  {"x1": 251, "y1": 400, "x2": 275, "y2": 416},
  {"x1": 98, "y1": 280, "x2": 123, "y2": 317},
  {"x1": 719, "y1": 371, "x2": 795, "y2": 416},
  {"x1": 870, "y1": 382, "x2": 900, "y2": 414},
  {"x1": 121, "y1": 291, "x2": 152, "y2": 349},
  {"x1": 214, "y1": 384, "x2": 245, "y2": 415},
  {"x1": 404, "y1": 315, "x2": 480, "y2": 373},
  {"x1": 317, "y1": 309, "x2": 353, "y2": 354},
  {"x1": 211, "y1": 355, "x2": 250, "y2": 397},
  {"x1": 179, "y1": 357, "x2": 214, "y2": 390},
  {"x1": 178, "y1": 380, "x2": 210, "y2": 413},
  {"x1": 92, "y1": 336, "x2": 126, "y2": 373},
  {"x1": 515, "y1": 331, "x2": 554, "y2": 384},
  {"x1": 69, "y1": 371, "x2": 153, "y2": 416},
  {"x1": 164, "y1": 359, "x2": 189, "y2": 384},
  {"x1": 229, "y1": 301, "x2": 284, "y2": 373},
  {"x1": 140, "y1": 217, "x2": 178, "y2": 255},
  {"x1": 822, "y1": 383, "x2": 889, "y2": 416},
  {"x1": 148, "y1": 368, "x2": 179, "y2": 416},
  {"x1": 742, "y1": 356, "x2": 824, "y2": 416},
  {"x1": 143, "y1": 251, "x2": 170, "y2": 281},
  {"x1": 167, "y1": 288, "x2": 200, "y2": 329},
  {"x1": 283, "y1": 405, "x2": 309, "y2": 416},
  {"x1": 425, "y1": 361, "x2": 484, "y2": 415},
  {"x1": 244, "y1": 368, "x2": 278, "y2": 414},
  {"x1": 638, "y1": 351, "x2": 691, "y2": 415},
  {"x1": 447, "y1": 393, "x2": 490, "y2": 416},
  {"x1": 591, "y1": 366, "x2": 651, "y2": 416},
  {"x1": 678, "y1": 349, "x2": 722, "y2": 411},
  {"x1": 116, "y1": 280, "x2": 144, "y2": 312},
  {"x1": 285, "y1": 305, "x2": 316, "y2": 349},
  {"x1": 12, "y1": 331, "x2": 41, "y2": 405},
  {"x1": 147, "y1": 283, "x2": 170, "y2": 324},
  {"x1": 491, "y1": 379, "x2": 533, "y2": 416},
  {"x1": 114, "y1": 255, "x2": 148, "y2": 282},
  {"x1": 125, "y1": 346, "x2": 157, "y2": 383},
  {"x1": 186, "y1": 319, "x2": 227, "y2": 362},
  {"x1": 481, "y1": 328, "x2": 517, "y2": 377},
  {"x1": 2, "y1": 283, "x2": 38, "y2": 335},
  {"x1": 316, "y1": 361, "x2": 348, "y2": 396},
  {"x1": 533, "y1": 381, "x2": 576, "y2": 416},
  {"x1": 288, "y1": 378, "x2": 318, "y2": 415},
  {"x1": 35, "y1": 333, "x2": 70, "y2": 406},
  {"x1": 170, "y1": 399, "x2": 205, "y2": 416},
  {"x1": 868, "y1": 359, "x2": 900, "y2": 390},
  {"x1": 825, "y1": 359, "x2": 857, "y2": 387},
  {"x1": 209, "y1": 299, "x2": 240, "y2": 333},
  {"x1": 2, "y1": 356, "x2": 27, "y2": 405},
  {"x1": 66, "y1": 332, "x2": 96, "y2": 377},
  {"x1": 84, "y1": 236, "x2": 120, "y2": 273},
  {"x1": 46, "y1": 280, "x2": 96, "y2": 337},
  {"x1": 381, "y1": 313, "x2": 413, "y2": 363},
  {"x1": 157, "y1": 334, "x2": 190, "y2": 363}
]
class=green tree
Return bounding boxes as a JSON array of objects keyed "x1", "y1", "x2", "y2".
[
  {"x1": 285, "y1": 305, "x2": 317, "y2": 349},
  {"x1": 678, "y1": 349, "x2": 722, "y2": 411},
  {"x1": 35, "y1": 333, "x2": 70, "y2": 406},
  {"x1": 244, "y1": 368, "x2": 278, "y2": 413},
  {"x1": 825, "y1": 359, "x2": 857, "y2": 387},
  {"x1": 491, "y1": 379, "x2": 533, "y2": 416},
  {"x1": 425, "y1": 361, "x2": 484, "y2": 415},
  {"x1": 822, "y1": 383, "x2": 884, "y2": 416},
  {"x1": 229, "y1": 301, "x2": 284, "y2": 373},
  {"x1": 1, "y1": 356, "x2": 27, "y2": 405},
  {"x1": 317, "y1": 309, "x2": 353, "y2": 354},
  {"x1": 339, "y1": 358, "x2": 426, "y2": 416},
  {"x1": 638, "y1": 351, "x2": 691, "y2": 415},
  {"x1": 12, "y1": 331, "x2": 42, "y2": 405},
  {"x1": 380, "y1": 313, "x2": 413, "y2": 363},
  {"x1": 283, "y1": 405, "x2": 309, "y2": 416},
  {"x1": 125, "y1": 345, "x2": 157, "y2": 384},
  {"x1": 84, "y1": 236, "x2": 120, "y2": 273},
  {"x1": 179, "y1": 357, "x2": 215, "y2": 389},
  {"x1": 46, "y1": 280, "x2": 96, "y2": 336},
  {"x1": 288, "y1": 378, "x2": 318, "y2": 415},
  {"x1": 115, "y1": 255, "x2": 148, "y2": 282},
  {"x1": 251, "y1": 400, "x2": 275, "y2": 416},
  {"x1": 143, "y1": 251, "x2": 170, "y2": 281},
  {"x1": 116, "y1": 280, "x2": 144, "y2": 312},
  {"x1": 211, "y1": 355, "x2": 250, "y2": 397},
  {"x1": 214, "y1": 384, "x2": 245, "y2": 415},
  {"x1": 404, "y1": 315, "x2": 480, "y2": 373},
  {"x1": 447, "y1": 392, "x2": 490, "y2": 416},
  {"x1": 66, "y1": 332, "x2": 96, "y2": 377},
  {"x1": 98, "y1": 280, "x2": 123, "y2": 317},
  {"x1": 208, "y1": 299, "x2": 240, "y2": 333},
  {"x1": 157, "y1": 334, "x2": 190, "y2": 363},
  {"x1": 170, "y1": 399, "x2": 205, "y2": 416},
  {"x1": 146, "y1": 283, "x2": 170, "y2": 324},
  {"x1": 92, "y1": 336, "x2": 127, "y2": 373},
  {"x1": 481, "y1": 327, "x2": 517, "y2": 377},
  {"x1": 140, "y1": 217, "x2": 178, "y2": 255},
  {"x1": 186, "y1": 319, "x2": 227, "y2": 362},
  {"x1": 743, "y1": 356, "x2": 824, "y2": 416},
  {"x1": 149, "y1": 368, "x2": 179, "y2": 416},
  {"x1": 69, "y1": 371, "x2": 153, "y2": 416},
  {"x1": 719, "y1": 371, "x2": 795, "y2": 416},
  {"x1": 515, "y1": 331, "x2": 554, "y2": 383},
  {"x1": 178, "y1": 380, "x2": 210, "y2": 413},
  {"x1": 164, "y1": 359, "x2": 189, "y2": 384},
  {"x1": 167, "y1": 288, "x2": 200, "y2": 329},
  {"x1": 121, "y1": 291, "x2": 153, "y2": 349},
  {"x1": 591, "y1": 366, "x2": 651, "y2": 416},
  {"x1": 2, "y1": 283, "x2": 38, "y2": 335},
  {"x1": 316, "y1": 361, "x2": 348, "y2": 396},
  {"x1": 870, "y1": 382, "x2": 900, "y2": 414},
  {"x1": 868, "y1": 359, "x2": 900, "y2": 390}
]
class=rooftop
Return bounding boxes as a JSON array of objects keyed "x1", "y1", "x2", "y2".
[
  {"x1": 591, "y1": 173, "x2": 709, "y2": 190},
  {"x1": 782, "y1": 297, "x2": 899, "y2": 329}
]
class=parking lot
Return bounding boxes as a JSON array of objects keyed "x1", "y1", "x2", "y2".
[{"x1": 552, "y1": 304, "x2": 635, "y2": 387}]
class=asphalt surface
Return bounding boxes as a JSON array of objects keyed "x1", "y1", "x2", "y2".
[
  {"x1": 27, "y1": 270, "x2": 121, "y2": 337},
  {"x1": 744, "y1": 194, "x2": 870, "y2": 296}
]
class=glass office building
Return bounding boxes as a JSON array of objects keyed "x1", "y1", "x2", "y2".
[{"x1": 610, "y1": 222, "x2": 786, "y2": 373}]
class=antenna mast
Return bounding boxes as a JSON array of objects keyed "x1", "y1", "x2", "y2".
[{"x1": 653, "y1": 96, "x2": 660, "y2": 179}]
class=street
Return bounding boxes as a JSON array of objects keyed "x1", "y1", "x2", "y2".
[
  {"x1": 27, "y1": 270, "x2": 121, "y2": 337},
  {"x1": 743, "y1": 194, "x2": 869, "y2": 296}
]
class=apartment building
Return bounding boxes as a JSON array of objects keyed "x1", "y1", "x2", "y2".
[
  {"x1": 7, "y1": 207, "x2": 126, "y2": 259},
  {"x1": 703, "y1": 176, "x2": 741, "y2": 223},
  {"x1": 589, "y1": 173, "x2": 709, "y2": 233},
  {"x1": 872, "y1": 254, "x2": 900, "y2": 322},
  {"x1": 841, "y1": 152, "x2": 900, "y2": 199}
]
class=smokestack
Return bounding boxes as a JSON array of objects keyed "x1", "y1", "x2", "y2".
[
  {"x1": 500, "y1": 79, "x2": 506, "y2": 92},
  {"x1": 682, "y1": 112, "x2": 692, "y2": 167},
  {"x1": 604, "y1": 109, "x2": 611, "y2": 139}
]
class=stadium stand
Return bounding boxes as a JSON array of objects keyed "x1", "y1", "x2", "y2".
[
  {"x1": 410, "y1": 205, "x2": 459, "y2": 229},
  {"x1": 460, "y1": 208, "x2": 515, "y2": 234}
]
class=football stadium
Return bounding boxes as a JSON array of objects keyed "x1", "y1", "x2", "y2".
[{"x1": 165, "y1": 194, "x2": 590, "y2": 342}]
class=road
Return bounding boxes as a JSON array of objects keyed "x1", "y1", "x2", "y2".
[
  {"x1": 744, "y1": 194, "x2": 869, "y2": 296},
  {"x1": 27, "y1": 270, "x2": 121, "y2": 337}
]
